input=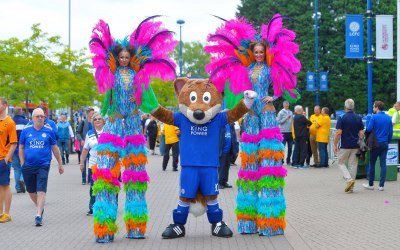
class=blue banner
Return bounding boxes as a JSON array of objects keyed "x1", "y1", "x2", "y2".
[
  {"x1": 306, "y1": 72, "x2": 315, "y2": 91},
  {"x1": 319, "y1": 72, "x2": 328, "y2": 91},
  {"x1": 345, "y1": 15, "x2": 364, "y2": 59}
]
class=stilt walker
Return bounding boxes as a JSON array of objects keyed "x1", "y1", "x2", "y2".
[
  {"x1": 89, "y1": 16, "x2": 177, "y2": 243},
  {"x1": 205, "y1": 13, "x2": 301, "y2": 236}
]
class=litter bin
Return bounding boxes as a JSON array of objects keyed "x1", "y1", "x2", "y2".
[
  {"x1": 372, "y1": 136, "x2": 399, "y2": 181},
  {"x1": 356, "y1": 151, "x2": 368, "y2": 179}
]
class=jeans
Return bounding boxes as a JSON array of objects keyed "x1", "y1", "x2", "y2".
[
  {"x1": 293, "y1": 137, "x2": 307, "y2": 166},
  {"x1": 11, "y1": 154, "x2": 24, "y2": 192},
  {"x1": 218, "y1": 153, "x2": 231, "y2": 184},
  {"x1": 80, "y1": 144, "x2": 91, "y2": 183},
  {"x1": 282, "y1": 132, "x2": 293, "y2": 164},
  {"x1": 162, "y1": 142, "x2": 179, "y2": 170},
  {"x1": 88, "y1": 168, "x2": 95, "y2": 211},
  {"x1": 318, "y1": 142, "x2": 328, "y2": 167},
  {"x1": 369, "y1": 142, "x2": 389, "y2": 187},
  {"x1": 57, "y1": 140, "x2": 69, "y2": 163}
]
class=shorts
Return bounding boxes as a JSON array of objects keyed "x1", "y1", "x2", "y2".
[
  {"x1": 22, "y1": 165, "x2": 50, "y2": 193},
  {"x1": 0, "y1": 159, "x2": 11, "y2": 185},
  {"x1": 180, "y1": 166, "x2": 219, "y2": 198}
]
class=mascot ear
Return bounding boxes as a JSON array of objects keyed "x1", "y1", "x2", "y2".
[{"x1": 174, "y1": 77, "x2": 189, "y2": 96}]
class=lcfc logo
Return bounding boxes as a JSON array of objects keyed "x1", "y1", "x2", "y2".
[{"x1": 349, "y1": 21, "x2": 360, "y2": 32}]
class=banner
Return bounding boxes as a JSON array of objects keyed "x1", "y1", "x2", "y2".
[
  {"x1": 376, "y1": 15, "x2": 393, "y2": 59},
  {"x1": 306, "y1": 72, "x2": 315, "y2": 91},
  {"x1": 345, "y1": 15, "x2": 364, "y2": 59},
  {"x1": 319, "y1": 72, "x2": 328, "y2": 91},
  {"x1": 386, "y1": 143, "x2": 398, "y2": 165}
]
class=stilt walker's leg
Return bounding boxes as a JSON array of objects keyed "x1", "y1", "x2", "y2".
[
  {"x1": 257, "y1": 111, "x2": 287, "y2": 236},
  {"x1": 236, "y1": 114, "x2": 259, "y2": 234},
  {"x1": 92, "y1": 118, "x2": 124, "y2": 243},
  {"x1": 122, "y1": 115, "x2": 149, "y2": 239}
]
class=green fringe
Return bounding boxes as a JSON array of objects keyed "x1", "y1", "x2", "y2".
[
  {"x1": 283, "y1": 89, "x2": 301, "y2": 105},
  {"x1": 92, "y1": 179, "x2": 120, "y2": 195},
  {"x1": 123, "y1": 182, "x2": 148, "y2": 192},
  {"x1": 94, "y1": 218, "x2": 118, "y2": 233},
  {"x1": 235, "y1": 207, "x2": 258, "y2": 216},
  {"x1": 236, "y1": 179, "x2": 258, "y2": 192},
  {"x1": 101, "y1": 89, "x2": 117, "y2": 117},
  {"x1": 139, "y1": 83, "x2": 159, "y2": 113},
  {"x1": 123, "y1": 212, "x2": 149, "y2": 223},
  {"x1": 258, "y1": 210, "x2": 286, "y2": 219},
  {"x1": 258, "y1": 176, "x2": 286, "y2": 190},
  {"x1": 224, "y1": 81, "x2": 243, "y2": 109}
]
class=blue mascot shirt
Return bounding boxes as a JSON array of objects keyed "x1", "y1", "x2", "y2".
[
  {"x1": 174, "y1": 112, "x2": 227, "y2": 167},
  {"x1": 19, "y1": 125, "x2": 57, "y2": 167}
]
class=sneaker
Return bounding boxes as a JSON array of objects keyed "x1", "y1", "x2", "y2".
[
  {"x1": 362, "y1": 183, "x2": 374, "y2": 190},
  {"x1": 344, "y1": 179, "x2": 355, "y2": 192},
  {"x1": 172, "y1": 168, "x2": 178, "y2": 172},
  {"x1": 162, "y1": 224, "x2": 185, "y2": 239},
  {"x1": 82, "y1": 181, "x2": 86, "y2": 185},
  {"x1": 211, "y1": 221, "x2": 233, "y2": 238},
  {"x1": 86, "y1": 209, "x2": 93, "y2": 216},
  {"x1": 35, "y1": 216, "x2": 42, "y2": 226},
  {"x1": 378, "y1": 186, "x2": 384, "y2": 191},
  {"x1": 19, "y1": 180, "x2": 26, "y2": 193},
  {"x1": 223, "y1": 183, "x2": 233, "y2": 188},
  {"x1": 0, "y1": 213, "x2": 11, "y2": 223}
]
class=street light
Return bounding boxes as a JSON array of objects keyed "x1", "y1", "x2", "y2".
[
  {"x1": 312, "y1": 0, "x2": 321, "y2": 105},
  {"x1": 177, "y1": 19, "x2": 185, "y2": 77}
]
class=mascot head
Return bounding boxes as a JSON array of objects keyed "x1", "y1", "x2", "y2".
[{"x1": 174, "y1": 78, "x2": 222, "y2": 125}]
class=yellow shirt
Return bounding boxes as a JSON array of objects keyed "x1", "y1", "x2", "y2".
[
  {"x1": 316, "y1": 115, "x2": 331, "y2": 143},
  {"x1": 164, "y1": 124, "x2": 180, "y2": 144},
  {"x1": 309, "y1": 114, "x2": 321, "y2": 136},
  {"x1": 0, "y1": 116, "x2": 17, "y2": 160}
]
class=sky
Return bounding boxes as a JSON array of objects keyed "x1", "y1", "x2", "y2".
[{"x1": 0, "y1": 0, "x2": 241, "y2": 52}]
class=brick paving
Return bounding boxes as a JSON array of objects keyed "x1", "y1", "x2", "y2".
[{"x1": 2, "y1": 152, "x2": 399, "y2": 250}]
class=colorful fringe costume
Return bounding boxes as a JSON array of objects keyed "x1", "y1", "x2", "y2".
[
  {"x1": 89, "y1": 16, "x2": 176, "y2": 243},
  {"x1": 205, "y1": 14, "x2": 301, "y2": 236}
]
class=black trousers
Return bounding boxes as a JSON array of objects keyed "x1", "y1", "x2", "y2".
[
  {"x1": 293, "y1": 137, "x2": 308, "y2": 165},
  {"x1": 162, "y1": 142, "x2": 179, "y2": 170},
  {"x1": 219, "y1": 153, "x2": 231, "y2": 184}
]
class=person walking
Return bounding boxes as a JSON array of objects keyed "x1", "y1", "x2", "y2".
[
  {"x1": 218, "y1": 123, "x2": 238, "y2": 189},
  {"x1": 309, "y1": 106, "x2": 321, "y2": 167},
  {"x1": 277, "y1": 101, "x2": 293, "y2": 165},
  {"x1": 79, "y1": 112, "x2": 104, "y2": 216},
  {"x1": 162, "y1": 124, "x2": 180, "y2": 171},
  {"x1": 363, "y1": 101, "x2": 393, "y2": 191},
  {"x1": 19, "y1": 108, "x2": 64, "y2": 226},
  {"x1": 0, "y1": 97, "x2": 18, "y2": 223},
  {"x1": 12, "y1": 107, "x2": 29, "y2": 193},
  {"x1": 292, "y1": 105, "x2": 312, "y2": 169},
  {"x1": 76, "y1": 107, "x2": 94, "y2": 185},
  {"x1": 315, "y1": 107, "x2": 331, "y2": 168},
  {"x1": 56, "y1": 113, "x2": 74, "y2": 165},
  {"x1": 333, "y1": 99, "x2": 364, "y2": 193},
  {"x1": 146, "y1": 115, "x2": 158, "y2": 155}
]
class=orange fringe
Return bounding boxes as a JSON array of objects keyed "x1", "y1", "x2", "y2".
[
  {"x1": 94, "y1": 223, "x2": 117, "y2": 238},
  {"x1": 125, "y1": 220, "x2": 147, "y2": 235},
  {"x1": 122, "y1": 153, "x2": 148, "y2": 169},
  {"x1": 236, "y1": 213, "x2": 257, "y2": 221},
  {"x1": 257, "y1": 217, "x2": 286, "y2": 231},
  {"x1": 107, "y1": 52, "x2": 117, "y2": 74},
  {"x1": 97, "y1": 150, "x2": 119, "y2": 158},
  {"x1": 258, "y1": 149, "x2": 284, "y2": 161},
  {"x1": 92, "y1": 160, "x2": 121, "y2": 180},
  {"x1": 240, "y1": 151, "x2": 257, "y2": 167},
  {"x1": 265, "y1": 45, "x2": 274, "y2": 67}
]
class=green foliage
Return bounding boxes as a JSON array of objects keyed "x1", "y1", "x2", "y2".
[
  {"x1": 173, "y1": 41, "x2": 210, "y2": 78},
  {"x1": 237, "y1": 0, "x2": 397, "y2": 114},
  {"x1": 151, "y1": 78, "x2": 177, "y2": 108},
  {"x1": 0, "y1": 23, "x2": 100, "y2": 114}
]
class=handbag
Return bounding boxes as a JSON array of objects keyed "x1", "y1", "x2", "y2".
[{"x1": 74, "y1": 139, "x2": 81, "y2": 152}]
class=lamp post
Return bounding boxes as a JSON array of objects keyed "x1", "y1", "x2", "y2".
[
  {"x1": 313, "y1": 0, "x2": 320, "y2": 105},
  {"x1": 177, "y1": 19, "x2": 185, "y2": 77}
]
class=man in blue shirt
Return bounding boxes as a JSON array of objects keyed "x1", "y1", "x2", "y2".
[
  {"x1": 363, "y1": 101, "x2": 393, "y2": 191},
  {"x1": 12, "y1": 107, "x2": 29, "y2": 193},
  {"x1": 19, "y1": 108, "x2": 64, "y2": 226},
  {"x1": 333, "y1": 99, "x2": 364, "y2": 193},
  {"x1": 56, "y1": 113, "x2": 74, "y2": 165}
]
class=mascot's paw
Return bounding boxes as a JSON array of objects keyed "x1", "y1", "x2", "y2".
[
  {"x1": 243, "y1": 90, "x2": 257, "y2": 109},
  {"x1": 162, "y1": 224, "x2": 185, "y2": 239},
  {"x1": 211, "y1": 221, "x2": 233, "y2": 238},
  {"x1": 189, "y1": 202, "x2": 207, "y2": 217}
]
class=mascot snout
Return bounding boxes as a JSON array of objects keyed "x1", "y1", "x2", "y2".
[{"x1": 193, "y1": 110, "x2": 205, "y2": 120}]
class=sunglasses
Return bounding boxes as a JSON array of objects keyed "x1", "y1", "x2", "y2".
[{"x1": 93, "y1": 118, "x2": 103, "y2": 121}]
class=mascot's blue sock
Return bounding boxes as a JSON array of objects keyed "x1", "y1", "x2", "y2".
[
  {"x1": 173, "y1": 200, "x2": 190, "y2": 225},
  {"x1": 206, "y1": 199, "x2": 223, "y2": 224}
]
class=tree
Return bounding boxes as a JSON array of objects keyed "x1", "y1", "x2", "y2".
[
  {"x1": 173, "y1": 41, "x2": 210, "y2": 78},
  {"x1": 237, "y1": 0, "x2": 396, "y2": 114}
]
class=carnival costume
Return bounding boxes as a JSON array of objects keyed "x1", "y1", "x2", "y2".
[
  {"x1": 205, "y1": 13, "x2": 301, "y2": 236},
  {"x1": 89, "y1": 16, "x2": 177, "y2": 242}
]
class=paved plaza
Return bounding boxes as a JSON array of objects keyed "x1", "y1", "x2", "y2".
[{"x1": 2, "y1": 152, "x2": 399, "y2": 250}]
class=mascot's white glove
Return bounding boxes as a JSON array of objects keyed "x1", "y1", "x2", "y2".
[{"x1": 243, "y1": 90, "x2": 257, "y2": 109}]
